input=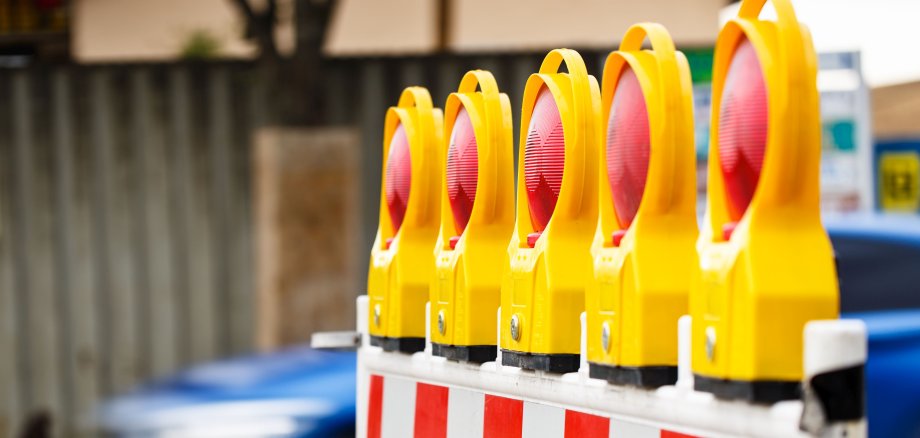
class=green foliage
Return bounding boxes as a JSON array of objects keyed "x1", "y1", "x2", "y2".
[{"x1": 180, "y1": 30, "x2": 222, "y2": 60}]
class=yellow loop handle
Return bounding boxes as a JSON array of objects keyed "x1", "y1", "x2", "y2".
[
  {"x1": 732, "y1": 0, "x2": 814, "y2": 209},
  {"x1": 610, "y1": 22, "x2": 693, "y2": 220},
  {"x1": 540, "y1": 49, "x2": 589, "y2": 81},
  {"x1": 619, "y1": 23, "x2": 681, "y2": 117},
  {"x1": 393, "y1": 86, "x2": 438, "y2": 226},
  {"x1": 536, "y1": 49, "x2": 593, "y2": 215},
  {"x1": 458, "y1": 70, "x2": 502, "y2": 148},
  {"x1": 737, "y1": 0, "x2": 806, "y2": 90},
  {"x1": 397, "y1": 86, "x2": 436, "y2": 162},
  {"x1": 458, "y1": 70, "x2": 499, "y2": 99},
  {"x1": 398, "y1": 86, "x2": 434, "y2": 113},
  {"x1": 539, "y1": 49, "x2": 591, "y2": 121},
  {"x1": 397, "y1": 86, "x2": 436, "y2": 150},
  {"x1": 453, "y1": 70, "x2": 505, "y2": 223}
]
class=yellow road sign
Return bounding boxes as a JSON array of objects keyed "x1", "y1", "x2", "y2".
[{"x1": 879, "y1": 152, "x2": 920, "y2": 211}]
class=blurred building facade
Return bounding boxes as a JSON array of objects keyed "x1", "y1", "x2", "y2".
[
  {"x1": 71, "y1": 0, "x2": 296, "y2": 62},
  {"x1": 0, "y1": 0, "x2": 296, "y2": 62},
  {"x1": 325, "y1": 0, "x2": 724, "y2": 55}
]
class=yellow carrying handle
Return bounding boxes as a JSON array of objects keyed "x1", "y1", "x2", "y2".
[
  {"x1": 616, "y1": 23, "x2": 692, "y2": 219},
  {"x1": 738, "y1": 0, "x2": 806, "y2": 90},
  {"x1": 733, "y1": 0, "x2": 818, "y2": 215},
  {"x1": 397, "y1": 86, "x2": 434, "y2": 114},
  {"x1": 537, "y1": 49, "x2": 593, "y2": 217},
  {"x1": 619, "y1": 23, "x2": 680, "y2": 127},
  {"x1": 457, "y1": 71, "x2": 502, "y2": 122},
  {"x1": 386, "y1": 86, "x2": 439, "y2": 229},
  {"x1": 456, "y1": 70, "x2": 503, "y2": 222}
]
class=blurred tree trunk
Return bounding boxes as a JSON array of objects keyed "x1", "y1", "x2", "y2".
[{"x1": 230, "y1": 0, "x2": 336, "y2": 126}]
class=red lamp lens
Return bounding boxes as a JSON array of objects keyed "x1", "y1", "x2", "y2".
[
  {"x1": 524, "y1": 86, "x2": 565, "y2": 233},
  {"x1": 606, "y1": 66, "x2": 650, "y2": 229},
  {"x1": 718, "y1": 38, "x2": 768, "y2": 221},
  {"x1": 385, "y1": 123, "x2": 411, "y2": 234},
  {"x1": 447, "y1": 106, "x2": 478, "y2": 235}
]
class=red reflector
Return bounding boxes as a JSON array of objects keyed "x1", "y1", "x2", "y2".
[
  {"x1": 447, "y1": 106, "x2": 479, "y2": 234},
  {"x1": 524, "y1": 87, "x2": 565, "y2": 232},
  {"x1": 611, "y1": 230, "x2": 627, "y2": 247},
  {"x1": 527, "y1": 232, "x2": 542, "y2": 248},
  {"x1": 449, "y1": 235, "x2": 460, "y2": 249},
  {"x1": 718, "y1": 38, "x2": 768, "y2": 220},
  {"x1": 606, "y1": 66, "x2": 650, "y2": 229},
  {"x1": 385, "y1": 123, "x2": 412, "y2": 233}
]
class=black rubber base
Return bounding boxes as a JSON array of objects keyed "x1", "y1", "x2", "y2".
[
  {"x1": 501, "y1": 349, "x2": 580, "y2": 374},
  {"x1": 588, "y1": 363, "x2": 678, "y2": 389},
  {"x1": 694, "y1": 374, "x2": 801, "y2": 404},
  {"x1": 432, "y1": 343, "x2": 497, "y2": 364},
  {"x1": 369, "y1": 335, "x2": 425, "y2": 354}
]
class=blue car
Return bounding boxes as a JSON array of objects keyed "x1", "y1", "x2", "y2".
[
  {"x1": 827, "y1": 214, "x2": 920, "y2": 438},
  {"x1": 100, "y1": 347, "x2": 356, "y2": 437}
]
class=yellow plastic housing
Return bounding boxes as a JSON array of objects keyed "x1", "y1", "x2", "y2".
[
  {"x1": 368, "y1": 87, "x2": 444, "y2": 351},
  {"x1": 691, "y1": 0, "x2": 838, "y2": 391},
  {"x1": 500, "y1": 49, "x2": 602, "y2": 369},
  {"x1": 430, "y1": 71, "x2": 515, "y2": 359},
  {"x1": 586, "y1": 24, "x2": 697, "y2": 381}
]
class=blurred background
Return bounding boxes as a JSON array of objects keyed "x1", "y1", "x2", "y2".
[{"x1": 1, "y1": 0, "x2": 919, "y2": 436}]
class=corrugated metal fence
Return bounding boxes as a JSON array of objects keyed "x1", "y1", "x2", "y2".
[
  {"x1": 0, "y1": 50, "x2": 619, "y2": 436},
  {"x1": 0, "y1": 62, "x2": 273, "y2": 436}
]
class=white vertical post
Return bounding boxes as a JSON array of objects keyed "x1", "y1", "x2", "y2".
[
  {"x1": 425, "y1": 301, "x2": 432, "y2": 357},
  {"x1": 356, "y1": 295, "x2": 370, "y2": 438},
  {"x1": 677, "y1": 315, "x2": 693, "y2": 389},
  {"x1": 579, "y1": 312, "x2": 588, "y2": 375},
  {"x1": 496, "y1": 306, "x2": 502, "y2": 367}
]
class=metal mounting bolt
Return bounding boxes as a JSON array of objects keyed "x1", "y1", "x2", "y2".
[
  {"x1": 437, "y1": 310, "x2": 446, "y2": 335},
  {"x1": 705, "y1": 326, "x2": 717, "y2": 362},
  {"x1": 373, "y1": 304, "x2": 381, "y2": 327},
  {"x1": 510, "y1": 314, "x2": 521, "y2": 341},
  {"x1": 601, "y1": 321, "x2": 611, "y2": 352}
]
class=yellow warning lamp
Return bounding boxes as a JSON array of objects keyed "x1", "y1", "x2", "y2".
[
  {"x1": 368, "y1": 87, "x2": 444, "y2": 353},
  {"x1": 585, "y1": 23, "x2": 698, "y2": 388},
  {"x1": 499, "y1": 49, "x2": 602, "y2": 373},
  {"x1": 430, "y1": 71, "x2": 515, "y2": 363},
  {"x1": 690, "y1": 0, "x2": 838, "y2": 402}
]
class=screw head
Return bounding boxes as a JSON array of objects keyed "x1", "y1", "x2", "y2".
[
  {"x1": 373, "y1": 304, "x2": 381, "y2": 327},
  {"x1": 437, "y1": 310, "x2": 446, "y2": 335},
  {"x1": 601, "y1": 321, "x2": 611, "y2": 352},
  {"x1": 705, "y1": 326, "x2": 717, "y2": 361},
  {"x1": 510, "y1": 314, "x2": 521, "y2": 341}
]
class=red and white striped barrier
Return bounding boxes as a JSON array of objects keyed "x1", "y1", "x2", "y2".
[
  {"x1": 354, "y1": 297, "x2": 866, "y2": 438},
  {"x1": 365, "y1": 373, "x2": 697, "y2": 438}
]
